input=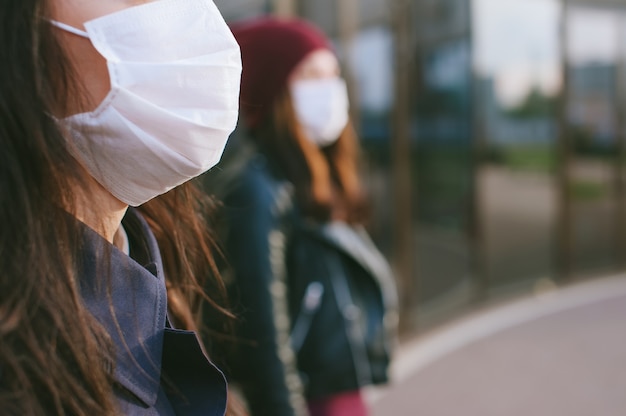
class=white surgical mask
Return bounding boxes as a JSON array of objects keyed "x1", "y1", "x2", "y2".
[
  {"x1": 290, "y1": 77, "x2": 349, "y2": 147},
  {"x1": 51, "y1": 0, "x2": 242, "y2": 206}
]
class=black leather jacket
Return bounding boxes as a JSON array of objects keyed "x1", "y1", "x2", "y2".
[{"x1": 207, "y1": 147, "x2": 397, "y2": 416}]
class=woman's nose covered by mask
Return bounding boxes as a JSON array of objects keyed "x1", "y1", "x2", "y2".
[
  {"x1": 291, "y1": 77, "x2": 349, "y2": 147},
  {"x1": 51, "y1": 0, "x2": 242, "y2": 206}
]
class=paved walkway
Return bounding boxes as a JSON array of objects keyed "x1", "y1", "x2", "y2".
[{"x1": 368, "y1": 275, "x2": 626, "y2": 416}]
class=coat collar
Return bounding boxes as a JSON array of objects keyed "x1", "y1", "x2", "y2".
[
  {"x1": 78, "y1": 208, "x2": 167, "y2": 407},
  {"x1": 300, "y1": 220, "x2": 391, "y2": 281},
  {"x1": 299, "y1": 220, "x2": 399, "y2": 313}
]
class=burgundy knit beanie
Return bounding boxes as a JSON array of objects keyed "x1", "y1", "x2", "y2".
[{"x1": 230, "y1": 17, "x2": 332, "y2": 129}]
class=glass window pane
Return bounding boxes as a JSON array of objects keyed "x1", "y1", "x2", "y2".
[{"x1": 473, "y1": 0, "x2": 560, "y2": 290}]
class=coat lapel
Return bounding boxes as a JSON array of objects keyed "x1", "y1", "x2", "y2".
[{"x1": 78, "y1": 209, "x2": 167, "y2": 407}]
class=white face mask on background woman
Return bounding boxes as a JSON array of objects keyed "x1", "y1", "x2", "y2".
[
  {"x1": 51, "y1": 0, "x2": 242, "y2": 206},
  {"x1": 291, "y1": 77, "x2": 349, "y2": 147}
]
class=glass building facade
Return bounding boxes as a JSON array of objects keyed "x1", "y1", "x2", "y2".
[{"x1": 215, "y1": 0, "x2": 626, "y2": 336}]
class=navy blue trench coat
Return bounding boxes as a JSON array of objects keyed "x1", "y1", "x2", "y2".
[{"x1": 78, "y1": 208, "x2": 227, "y2": 415}]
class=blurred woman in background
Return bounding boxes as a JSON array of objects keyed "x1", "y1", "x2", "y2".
[
  {"x1": 210, "y1": 17, "x2": 397, "y2": 416},
  {"x1": 0, "y1": 0, "x2": 242, "y2": 414}
]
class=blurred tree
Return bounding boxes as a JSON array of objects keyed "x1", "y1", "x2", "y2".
[{"x1": 506, "y1": 87, "x2": 558, "y2": 118}]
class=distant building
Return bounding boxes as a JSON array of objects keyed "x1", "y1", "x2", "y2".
[{"x1": 569, "y1": 63, "x2": 616, "y2": 143}]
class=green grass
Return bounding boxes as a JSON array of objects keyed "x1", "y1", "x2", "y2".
[
  {"x1": 503, "y1": 147, "x2": 555, "y2": 173},
  {"x1": 570, "y1": 180, "x2": 610, "y2": 201}
]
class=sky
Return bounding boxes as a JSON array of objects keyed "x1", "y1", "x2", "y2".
[
  {"x1": 473, "y1": 0, "x2": 626, "y2": 107},
  {"x1": 473, "y1": 0, "x2": 562, "y2": 106}
]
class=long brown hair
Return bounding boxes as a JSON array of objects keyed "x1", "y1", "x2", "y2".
[
  {"x1": 139, "y1": 185, "x2": 233, "y2": 334},
  {"x1": 253, "y1": 87, "x2": 367, "y2": 224},
  {"x1": 0, "y1": 0, "x2": 118, "y2": 414},
  {"x1": 141, "y1": 186, "x2": 245, "y2": 416},
  {"x1": 0, "y1": 1, "x2": 234, "y2": 414}
]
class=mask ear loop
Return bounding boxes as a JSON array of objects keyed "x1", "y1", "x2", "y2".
[{"x1": 49, "y1": 20, "x2": 90, "y2": 38}]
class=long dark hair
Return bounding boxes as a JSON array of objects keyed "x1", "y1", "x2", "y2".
[
  {"x1": 0, "y1": 0, "x2": 118, "y2": 414},
  {"x1": 252, "y1": 87, "x2": 368, "y2": 224},
  {"x1": 141, "y1": 186, "x2": 245, "y2": 416},
  {"x1": 0, "y1": 1, "x2": 233, "y2": 414},
  {"x1": 140, "y1": 186, "x2": 232, "y2": 334}
]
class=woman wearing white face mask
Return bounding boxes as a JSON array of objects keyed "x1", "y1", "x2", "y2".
[
  {"x1": 0, "y1": 0, "x2": 244, "y2": 414},
  {"x1": 207, "y1": 18, "x2": 397, "y2": 416}
]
